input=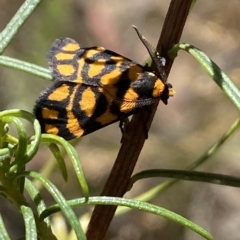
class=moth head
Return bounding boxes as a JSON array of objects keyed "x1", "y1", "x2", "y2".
[{"x1": 160, "y1": 83, "x2": 175, "y2": 105}]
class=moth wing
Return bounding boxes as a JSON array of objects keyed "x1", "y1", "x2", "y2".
[
  {"x1": 48, "y1": 37, "x2": 145, "y2": 87},
  {"x1": 33, "y1": 79, "x2": 133, "y2": 140},
  {"x1": 48, "y1": 38, "x2": 83, "y2": 83}
]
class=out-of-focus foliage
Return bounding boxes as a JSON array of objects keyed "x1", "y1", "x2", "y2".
[{"x1": 0, "y1": 1, "x2": 240, "y2": 239}]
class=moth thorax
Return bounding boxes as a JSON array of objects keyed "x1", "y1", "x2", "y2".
[
  {"x1": 152, "y1": 78, "x2": 165, "y2": 98},
  {"x1": 130, "y1": 72, "x2": 159, "y2": 97},
  {"x1": 160, "y1": 83, "x2": 175, "y2": 105}
]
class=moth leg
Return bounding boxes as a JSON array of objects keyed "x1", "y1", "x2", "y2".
[
  {"x1": 119, "y1": 117, "x2": 148, "y2": 141},
  {"x1": 119, "y1": 117, "x2": 130, "y2": 134},
  {"x1": 119, "y1": 117, "x2": 130, "y2": 143}
]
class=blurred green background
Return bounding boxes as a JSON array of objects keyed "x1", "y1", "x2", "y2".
[{"x1": 0, "y1": 0, "x2": 240, "y2": 239}]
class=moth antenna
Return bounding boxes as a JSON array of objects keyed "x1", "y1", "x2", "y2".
[{"x1": 132, "y1": 25, "x2": 166, "y2": 82}]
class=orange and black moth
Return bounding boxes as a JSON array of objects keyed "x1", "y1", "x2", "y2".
[{"x1": 34, "y1": 26, "x2": 175, "y2": 140}]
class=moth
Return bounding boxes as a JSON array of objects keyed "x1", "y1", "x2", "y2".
[{"x1": 34, "y1": 26, "x2": 175, "y2": 140}]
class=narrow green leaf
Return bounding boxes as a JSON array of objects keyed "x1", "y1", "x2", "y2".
[
  {"x1": 24, "y1": 178, "x2": 50, "y2": 226},
  {"x1": 0, "y1": 0, "x2": 42, "y2": 53},
  {"x1": 20, "y1": 205, "x2": 37, "y2": 240},
  {"x1": 130, "y1": 169, "x2": 240, "y2": 188},
  {"x1": 3, "y1": 117, "x2": 28, "y2": 163},
  {"x1": 0, "y1": 120, "x2": 6, "y2": 149},
  {"x1": 43, "y1": 196, "x2": 213, "y2": 240},
  {"x1": 0, "y1": 148, "x2": 11, "y2": 163},
  {"x1": 47, "y1": 143, "x2": 68, "y2": 181},
  {"x1": 0, "y1": 56, "x2": 52, "y2": 80},
  {"x1": 0, "y1": 215, "x2": 11, "y2": 240},
  {"x1": 29, "y1": 171, "x2": 86, "y2": 240},
  {"x1": 0, "y1": 110, "x2": 41, "y2": 171},
  {"x1": 169, "y1": 44, "x2": 240, "y2": 110},
  {"x1": 41, "y1": 134, "x2": 89, "y2": 200},
  {"x1": 126, "y1": 118, "x2": 240, "y2": 203}
]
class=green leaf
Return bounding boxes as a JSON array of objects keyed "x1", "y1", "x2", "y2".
[
  {"x1": 44, "y1": 196, "x2": 213, "y2": 240},
  {"x1": 0, "y1": 56, "x2": 52, "y2": 80},
  {"x1": 130, "y1": 169, "x2": 240, "y2": 188},
  {"x1": 126, "y1": 118, "x2": 240, "y2": 203},
  {"x1": 0, "y1": 215, "x2": 11, "y2": 240},
  {"x1": 0, "y1": 0, "x2": 42, "y2": 53},
  {"x1": 47, "y1": 143, "x2": 68, "y2": 181},
  {"x1": 3, "y1": 117, "x2": 28, "y2": 164},
  {"x1": 21, "y1": 205, "x2": 37, "y2": 240},
  {"x1": 41, "y1": 134, "x2": 89, "y2": 200},
  {"x1": 24, "y1": 179, "x2": 50, "y2": 226},
  {"x1": 29, "y1": 171, "x2": 86, "y2": 240},
  {"x1": 0, "y1": 110, "x2": 41, "y2": 174},
  {"x1": 169, "y1": 43, "x2": 240, "y2": 110}
]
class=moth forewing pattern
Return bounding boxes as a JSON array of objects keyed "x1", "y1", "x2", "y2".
[{"x1": 34, "y1": 26, "x2": 175, "y2": 140}]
